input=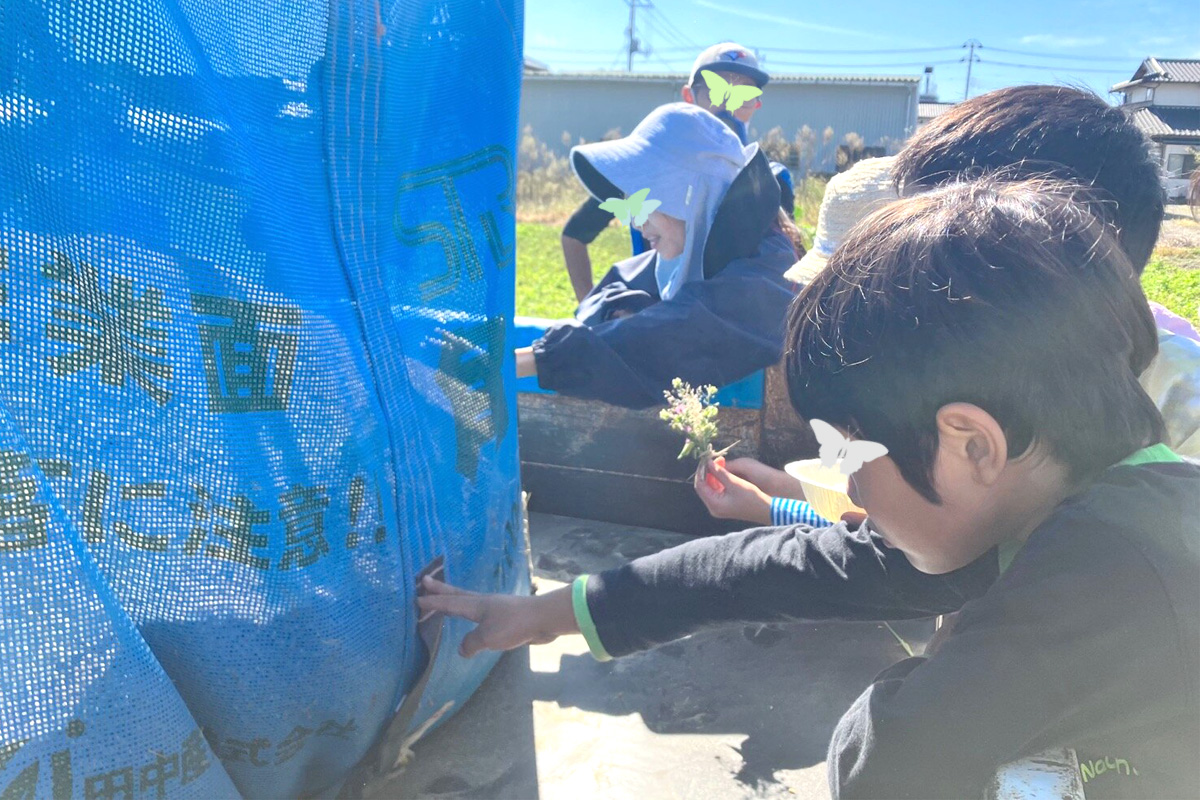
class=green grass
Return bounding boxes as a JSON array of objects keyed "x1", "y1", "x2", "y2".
[
  {"x1": 1142, "y1": 248, "x2": 1200, "y2": 329},
  {"x1": 517, "y1": 224, "x2": 1200, "y2": 329},
  {"x1": 515, "y1": 175, "x2": 830, "y2": 319},
  {"x1": 515, "y1": 222, "x2": 630, "y2": 319}
]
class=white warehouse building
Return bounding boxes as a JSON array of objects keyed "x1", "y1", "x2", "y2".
[{"x1": 519, "y1": 69, "x2": 921, "y2": 175}]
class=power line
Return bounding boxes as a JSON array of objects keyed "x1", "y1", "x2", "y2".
[
  {"x1": 529, "y1": 47, "x2": 981, "y2": 71},
  {"x1": 651, "y1": 51, "x2": 687, "y2": 73},
  {"x1": 610, "y1": 43, "x2": 628, "y2": 70},
  {"x1": 768, "y1": 45, "x2": 963, "y2": 55},
  {"x1": 765, "y1": 58, "x2": 965, "y2": 69},
  {"x1": 654, "y1": 44, "x2": 964, "y2": 55},
  {"x1": 527, "y1": 45, "x2": 630, "y2": 54},
  {"x1": 642, "y1": 12, "x2": 693, "y2": 54},
  {"x1": 539, "y1": 56, "x2": 638, "y2": 65},
  {"x1": 643, "y1": 4, "x2": 703, "y2": 54},
  {"x1": 530, "y1": 52, "x2": 1129, "y2": 77},
  {"x1": 528, "y1": 39, "x2": 1135, "y2": 64},
  {"x1": 983, "y1": 46, "x2": 1132, "y2": 62},
  {"x1": 977, "y1": 58, "x2": 1131, "y2": 74}
]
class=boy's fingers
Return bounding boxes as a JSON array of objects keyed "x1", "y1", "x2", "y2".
[
  {"x1": 693, "y1": 466, "x2": 721, "y2": 499},
  {"x1": 711, "y1": 459, "x2": 760, "y2": 496},
  {"x1": 707, "y1": 458, "x2": 735, "y2": 487},
  {"x1": 724, "y1": 457, "x2": 761, "y2": 480},
  {"x1": 459, "y1": 628, "x2": 490, "y2": 658},
  {"x1": 417, "y1": 592, "x2": 485, "y2": 622},
  {"x1": 421, "y1": 576, "x2": 475, "y2": 597},
  {"x1": 703, "y1": 458, "x2": 727, "y2": 494}
]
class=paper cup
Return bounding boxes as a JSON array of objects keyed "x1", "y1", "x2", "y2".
[{"x1": 784, "y1": 458, "x2": 865, "y2": 522}]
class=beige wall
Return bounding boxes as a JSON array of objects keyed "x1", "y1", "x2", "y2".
[{"x1": 1152, "y1": 84, "x2": 1200, "y2": 106}]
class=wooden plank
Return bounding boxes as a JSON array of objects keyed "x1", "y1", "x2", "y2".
[
  {"x1": 520, "y1": 461, "x2": 746, "y2": 536},
  {"x1": 518, "y1": 392, "x2": 760, "y2": 479},
  {"x1": 759, "y1": 362, "x2": 819, "y2": 467},
  {"x1": 514, "y1": 382, "x2": 824, "y2": 536}
]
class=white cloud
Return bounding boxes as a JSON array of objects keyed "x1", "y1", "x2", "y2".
[
  {"x1": 1139, "y1": 36, "x2": 1178, "y2": 46},
  {"x1": 1019, "y1": 34, "x2": 1108, "y2": 48},
  {"x1": 527, "y1": 31, "x2": 562, "y2": 48},
  {"x1": 693, "y1": 0, "x2": 892, "y2": 41}
]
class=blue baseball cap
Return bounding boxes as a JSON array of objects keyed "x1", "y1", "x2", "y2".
[{"x1": 689, "y1": 42, "x2": 769, "y2": 88}]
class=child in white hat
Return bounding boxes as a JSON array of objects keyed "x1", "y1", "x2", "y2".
[{"x1": 784, "y1": 156, "x2": 897, "y2": 287}]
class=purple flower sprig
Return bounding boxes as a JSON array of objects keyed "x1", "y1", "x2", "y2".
[{"x1": 659, "y1": 378, "x2": 722, "y2": 462}]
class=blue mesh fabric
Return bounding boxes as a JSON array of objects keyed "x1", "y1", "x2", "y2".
[{"x1": 0, "y1": 1, "x2": 525, "y2": 797}]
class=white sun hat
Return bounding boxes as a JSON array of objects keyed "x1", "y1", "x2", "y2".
[
  {"x1": 784, "y1": 156, "x2": 899, "y2": 286},
  {"x1": 571, "y1": 103, "x2": 757, "y2": 299}
]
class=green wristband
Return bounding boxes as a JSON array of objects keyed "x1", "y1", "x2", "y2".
[{"x1": 572, "y1": 575, "x2": 612, "y2": 662}]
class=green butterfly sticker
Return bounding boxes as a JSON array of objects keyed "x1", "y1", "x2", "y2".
[
  {"x1": 700, "y1": 70, "x2": 763, "y2": 113},
  {"x1": 599, "y1": 188, "x2": 662, "y2": 227}
]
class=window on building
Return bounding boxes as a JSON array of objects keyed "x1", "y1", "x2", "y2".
[
  {"x1": 1146, "y1": 87, "x2": 1155, "y2": 103},
  {"x1": 1166, "y1": 153, "x2": 1198, "y2": 178}
]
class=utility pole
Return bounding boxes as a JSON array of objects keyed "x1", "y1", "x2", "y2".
[
  {"x1": 963, "y1": 39, "x2": 981, "y2": 101},
  {"x1": 626, "y1": 0, "x2": 650, "y2": 71}
]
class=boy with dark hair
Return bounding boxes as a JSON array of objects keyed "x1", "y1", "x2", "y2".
[
  {"x1": 699, "y1": 85, "x2": 1196, "y2": 530},
  {"x1": 893, "y1": 84, "x2": 1164, "y2": 272},
  {"x1": 422, "y1": 176, "x2": 1199, "y2": 798},
  {"x1": 895, "y1": 85, "x2": 1198, "y2": 456}
]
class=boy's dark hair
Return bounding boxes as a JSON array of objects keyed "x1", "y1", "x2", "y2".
[
  {"x1": 894, "y1": 85, "x2": 1164, "y2": 273},
  {"x1": 786, "y1": 177, "x2": 1164, "y2": 503}
]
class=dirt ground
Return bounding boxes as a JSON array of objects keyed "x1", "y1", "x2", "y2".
[
  {"x1": 367, "y1": 513, "x2": 933, "y2": 800},
  {"x1": 1160, "y1": 204, "x2": 1200, "y2": 254}
]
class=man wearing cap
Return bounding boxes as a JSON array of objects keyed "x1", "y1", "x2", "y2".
[{"x1": 559, "y1": 42, "x2": 770, "y2": 302}]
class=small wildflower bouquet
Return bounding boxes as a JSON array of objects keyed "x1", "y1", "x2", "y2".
[{"x1": 659, "y1": 378, "x2": 734, "y2": 491}]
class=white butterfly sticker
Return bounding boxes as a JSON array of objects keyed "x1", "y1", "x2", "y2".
[{"x1": 810, "y1": 419, "x2": 889, "y2": 476}]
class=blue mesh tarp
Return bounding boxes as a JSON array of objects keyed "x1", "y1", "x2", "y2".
[{"x1": 0, "y1": 1, "x2": 525, "y2": 797}]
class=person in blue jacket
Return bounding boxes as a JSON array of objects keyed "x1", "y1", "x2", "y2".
[
  {"x1": 559, "y1": 42, "x2": 774, "y2": 302},
  {"x1": 514, "y1": 102, "x2": 802, "y2": 409}
]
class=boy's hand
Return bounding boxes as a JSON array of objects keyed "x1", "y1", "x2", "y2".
[
  {"x1": 724, "y1": 458, "x2": 807, "y2": 500},
  {"x1": 514, "y1": 347, "x2": 537, "y2": 379},
  {"x1": 694, "y1": 457, "x2": 773, "y2": 525},
  {"x1": 417, "y1": 577, "x2": 578, "y2": 658}
]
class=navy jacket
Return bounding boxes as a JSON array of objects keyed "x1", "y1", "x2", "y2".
[
  {"x1": 583, "y1": 457, "x2": 1200, "y2": 799},
  {"x1": 533, "y1": 151, "x2": 798, "y2": 409}
]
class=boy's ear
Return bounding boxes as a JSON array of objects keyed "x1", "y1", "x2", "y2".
[
  {"x1": 681, "y1": 85, "x2": 695, "y2": 104},
  {"x1": 935, "y1": 403, "x2": 1008, "y2": 486}
]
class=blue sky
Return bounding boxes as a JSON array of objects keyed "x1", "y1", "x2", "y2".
[{"x1": 525, "y1": 0, "x2": 1200, "y2": 102}]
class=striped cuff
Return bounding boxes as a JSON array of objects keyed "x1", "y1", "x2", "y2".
[
  {"x1": 770, "y1": 496, "x2": 833, "y2": 528},
  {"x1": 572, "y1": 575, "x2": 612, "y2": 662}
]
